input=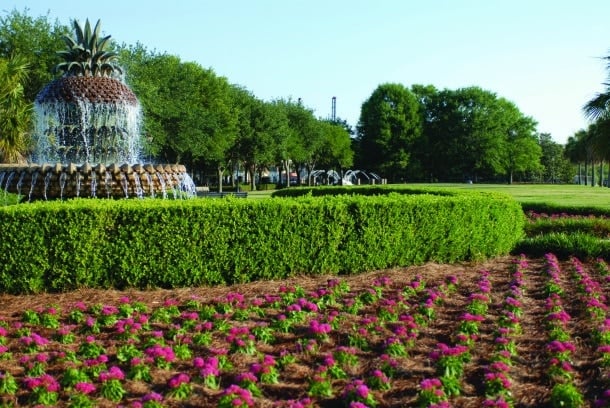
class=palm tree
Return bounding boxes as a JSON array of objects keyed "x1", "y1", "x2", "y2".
[
  {"x1": 584, "y1": 55, "x2": 610, "y2": 121},
  {"x1": 0, "y1": 55, "x2": 31, "y2": 163}
]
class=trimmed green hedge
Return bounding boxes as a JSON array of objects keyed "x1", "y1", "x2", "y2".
[
  {"x1": 519, "y1": 202, "x2": 610, "y2": 259},
  {"x1": 0, "y1": 188, "x2": 524, "y2": 293}
]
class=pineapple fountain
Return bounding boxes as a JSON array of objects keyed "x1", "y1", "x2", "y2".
[{"x1": 0, "y1": 19, "x2": 196, "y2": 200}]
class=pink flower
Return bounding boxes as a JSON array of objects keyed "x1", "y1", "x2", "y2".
[
  {"x1": 168, "y1": 373, "x2": 190, "y2": 388},
  {"x1": 461, "y1": 313, "x2": 484, "y2": 322},
  {"x1": 75, "y1": 382, "x2": 96, "y2": 394},
  {"x1": 142, "y1": 391, "x2": 163, "y2": 402},
  {"x1": 420, "y1": 378, "x2": 442, "y2": 390},
  {"x1": 99, "y1": 365, "x2": 125, "y2": 382}
]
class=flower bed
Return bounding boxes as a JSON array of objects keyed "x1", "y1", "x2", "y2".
[{"x1": 0, "y1": 254, "x2": 608, "y2": 407}]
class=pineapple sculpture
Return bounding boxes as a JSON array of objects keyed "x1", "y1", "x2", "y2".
[
  {"x1": 0, "y1": 18, "x2": 195, "y2": 200},
  {"x1": 33, "y1": 19, "x2": 140, "y2": 165}
]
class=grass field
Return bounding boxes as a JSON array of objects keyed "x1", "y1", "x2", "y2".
[
  {"x1": 245, "y1": 183, "x2": 610, "y2": 209},
  {"x1": 427, "y1": 183, "x2": 610, "y2": 209}
]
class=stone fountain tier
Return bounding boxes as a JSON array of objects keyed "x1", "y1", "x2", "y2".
[
  {"x1": 0, "y1": 163, "x2": 196, "y2": 201},
  {"x1": 35, "y1": 76, "x2": 138, "y2": 105}
]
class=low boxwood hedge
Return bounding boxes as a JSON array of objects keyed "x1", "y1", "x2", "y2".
[{"x1": 0, "y1": 187, "x2": 524, "y2": 293}]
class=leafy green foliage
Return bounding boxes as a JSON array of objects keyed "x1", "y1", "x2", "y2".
[
  {"x1": 55, "y1": 19, "x2": 121, "y2": 77},
  {"x1": 0, "y1": 9, "x2": 70, "y2": 100},
  {"x1": 0, "y1": 188, "x2": 523, "y2": 293},
  {"x1": 356, "y1": 83, "x2": 422, "y2": 181}
]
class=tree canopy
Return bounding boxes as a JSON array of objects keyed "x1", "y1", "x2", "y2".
[
  {"x1": 0, "y1": 7, "x2": 572, "y2": 186},
  {"x1": 356, "y1": 83, "x2": 422, "y2": 182}
]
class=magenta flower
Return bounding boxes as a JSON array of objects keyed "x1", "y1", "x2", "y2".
[
  {"x1": 74, "y1": 381, "x2": 96, "y2": 394},
  {"x1": 546, "y1": 340, "x2": 575, "y2": 354},
  {"x1": 99, "y1": 365, "x2": 125, "y2": 382},
  {"x1": 23, "y1": 373, "x2": 60, "y2": 392},
  {"x1": 168, "y1": 372, "x2": 190, "y2": 388},
  {"x1": 461, "y1": 313, "x2": 485, "y2": 322},
  {"x1": 420, "y1": 378, "x2": 442, "y2": 390},
  {"x1": 142, "y1": 391, "x2": 163, "y2": 402},
  {"x1": 309, "y1": 320, "x2": 331, "y2": 336}
]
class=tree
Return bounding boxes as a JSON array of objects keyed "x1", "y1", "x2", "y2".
[
  {"x1": 0, "y1": 55, "x2": 31, "y2": 163},
  {"x1": 493, "y1": 100, "x2": 542, "y2": 184},
  {"x1": 538, "y1": 133, "x2": 571, "y2": 184},
  {"x1": 230, "y1": 86, "x2": 281, "y2": 190},
  {"x1": 270, "y1": 99, "x2": 308, "y2": 187},
  {"x1": 419, "y1": 86, "x2": 540, "y2": 183},
  {"x1": 356, "y1": 83, "x2": 422, "y2": 182},
  {"x1": 0, "y1": 9, "x2": 70, "y2": 100},
  {"x1": 284, "y1": 102, "x2": 323, "y2": 186},
  {"x1": 119, "y1": 45, "x2": 237, "y2": 190},
  {"x1": 564, "y1": 129, "x2": 587, "y2": 184},
  {"x1": 317, "y1": 120, "x2": 354, "y2": 175},
  {"x1": 584, "y1": 54, "x2": 610, "y2": 121}
]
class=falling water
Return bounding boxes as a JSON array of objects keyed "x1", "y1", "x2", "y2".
[
  {"x1": 32, "y1": 100, "x2": 142, "y2": 165},
  {"x1": 119, "y1": 173, "x2": 129, "y2": 198},
  {"x1": 28, "y1": 173, "x2": 38, "y2": 202},
  {"x1": 156, "y1": 172, "x2": 167, "y2": 199},
  {"x1": 4, "y1": 172, "x2": 15, "y2": 193},
  {"x1": 43, "y1": 172, "x2": 52, "y2": 200},
  {"x1": 90, "y1": 171, "x2": 97, "y2": 198},
  {"x1": 133, "y1": 173, "x2": 143, "y2": 199},
  {"x1": 15, "y1": 172, "x2": 25, "y2": 196},
  {"x1": 105, "y1": 171, "x2": 112, "y2": 198},
  {"x1": 145, "y1": 173, "x2": 155, "y2": 198},
  {"x1": 59, "y1": 172, "x2": 67, "y2": 199},
  {"x1": 75, "y1": 173, "x2": 81, "y2": 197}
]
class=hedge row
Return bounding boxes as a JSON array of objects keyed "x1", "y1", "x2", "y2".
[{"x1": 0, "y1": 189, "x2": 524, "y2": 293}]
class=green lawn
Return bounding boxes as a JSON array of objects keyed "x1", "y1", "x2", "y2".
[
  {"x1": 244, "y1": 183, "x2": 610, "y2": 209},
  {"x1": 421, "y1": 183, "x2": 610, "y2": 209}
]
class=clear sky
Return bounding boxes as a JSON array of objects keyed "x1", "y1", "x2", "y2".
[{"x1": 5, "y1": 0, "x2": 610, "y2": 144}]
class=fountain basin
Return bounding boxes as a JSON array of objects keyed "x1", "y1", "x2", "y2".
[{"x1": 0, "y1": 163, "x2": 196, "y2": 201}]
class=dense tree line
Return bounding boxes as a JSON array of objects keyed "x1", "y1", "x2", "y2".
[
  {"x1": 1, "y1": 8, "x2": 606, "y2": 187},
  {"x1": 0, "y1": 10, "x2": 353, "y2": 191}
]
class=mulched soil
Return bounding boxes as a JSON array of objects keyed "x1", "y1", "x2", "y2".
[{"x1": 0, "y1": 255, "x2": 607, "y2": 407}]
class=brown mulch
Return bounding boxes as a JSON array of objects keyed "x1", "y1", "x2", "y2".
[{"x1": 0, "y1": 256, "x2": 608, "y2": 407}]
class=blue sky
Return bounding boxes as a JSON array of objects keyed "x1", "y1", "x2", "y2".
[{"x1": 5, "y1": 0, "x2": 610, "y2": 144}]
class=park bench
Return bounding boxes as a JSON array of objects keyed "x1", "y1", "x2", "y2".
[{"x1": 201, "y1": 191, "x2": 248, "y2": 198}]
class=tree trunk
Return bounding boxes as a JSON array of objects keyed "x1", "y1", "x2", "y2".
[
  {"x1": 509, "y1": 171, "x2": 513, "y2": 185},
  {"x1": 249, "y1": 163, "x2": 257, "y2": 191},
  {"x1": 282, "y1": 159, "x2": 291, "y2": 188},
  {"x1": 306, "y1": 162, "x2": 316, "y2": 186},
  {"x1": 584, "y1": 161, "x2": 588, "y2": 186},
  {"x1": 217, "y1": 166, "x2": 224, "y2": 193}
]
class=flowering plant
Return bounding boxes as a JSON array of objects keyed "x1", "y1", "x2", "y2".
[
  {"x1": 334, "y1": 346, "x2": 359, "y2": 370},
  {"x1": 416, "y1": 377, "x2": 447, "y2": 407},
  {"x1": 194, "y1": 356, "x2": 220, "y2": 389},
  {"x1": 251, "y1": 354, "x2": 280, "y2": 384},
  {"x1": 366, "y1": 369, "x2": 391, "y2": 391},
  {"x1": 227, "y1": 326, "x2": 257, "y2": 355},
  {"x1": 320, "y1": 354, "x2": 347, "y2": 379},
  {"x1": 307, "y1": 369, "x2": 333, "y2": 398},
  {"x1": 236, "y1": 371, "x2": 262, "y2": 397},
  {"x1": 342, "y1": 379, "x2": 377, "y2": 407},
  {"x1": 99, "y1": 366, "x2": 126, "y2": 402},
  {"x1": 23, "y1": 373, "x2": 60, "y2": 406},
  {"x1": 166, "y1": 372, "x2": 192, "y2": 400},
  {"x1": 68, "y1": 381, "x2": 96, "y2": 408},
  {"x1": 218, "y1": 384, "x2": 255, "y2": 408}
]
